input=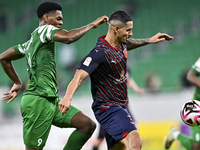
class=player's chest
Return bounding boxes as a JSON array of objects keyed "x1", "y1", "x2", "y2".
[{"x1": 106, "y1": 49, "x2": 127, "y2": 65}]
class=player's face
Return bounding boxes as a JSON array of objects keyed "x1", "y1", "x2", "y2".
[
  {"x1": 117, "y1": 21, "x2": 133, "y2": 43},
  {"x1": 47, "y1": 10, "x2": 63, "y2": 28}
]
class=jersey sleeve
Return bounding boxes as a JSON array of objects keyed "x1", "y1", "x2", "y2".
[
  {"x1": 77, "y1": 48, "x2": 106, "y2": 74},
  {"x1": 192, "y1": 57, "x2": 200, "y2": 74},
  {"x1": 14, "y1": 45, "x2": 25, "y2": 58}
]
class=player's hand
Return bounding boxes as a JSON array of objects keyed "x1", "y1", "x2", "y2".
[
  {"x1": 59, "y1": 98, "x2": 71, "y2": 116},
  {"x1": 2, "y1": 83, "x2": 22, "y2": 103},
  {"x1": 136, "y1": 88, "x2": 144, "y2": 95},
  {"x1": 91, "y1": 15, "x2": 109, "y2": 28},
  {"x1": 149, "y1": 32, "x2": 174, "y2": 44}
]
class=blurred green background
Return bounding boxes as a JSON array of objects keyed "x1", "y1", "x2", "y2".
[{"x1": 0, "y1": 0, "x2": 199, "y2": 92}]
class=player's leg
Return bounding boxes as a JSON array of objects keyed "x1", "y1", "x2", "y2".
[
  {"x1": 93, "y1": 138, "x2": 104, "y2": 150},
  {"x1": 165, "y1": 126, "x2": 194, "y2": 150},
  {"x1": 119, "y1": 130, "x2": 142, "y2": 150},
  {"x1": 92, "y1": 125, "x2": 105, "y2": 150},
  {"x1": 94, "y1": 104, "x2": 142, "y2": 150},
  {"x1": 21, "y1": 95, "x2": 55, "y2": 150},
  {"x1": 64, "y1": 111, "x2": 96, "y2": 150},
  {"x1": 52, "y1": 98, "x2": 96, "y2": 150},
  {"x1": 70, "y1": 111, "x2": 96, "y2": 135},
  {"x1": 111, "y1": 130, "x2": 142, "y2": 150}
]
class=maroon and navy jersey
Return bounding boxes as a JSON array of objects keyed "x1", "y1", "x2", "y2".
[{"x1": 77, "y1": 35, "x2": 129, "y2": 108}]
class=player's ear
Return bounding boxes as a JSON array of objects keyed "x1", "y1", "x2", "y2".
[
  {"x1": 43, "y1": 13, "x2": 49, "y2": 22},
  {"x1": 114, "y1": 26, "x2": 120, "y2": 33}
]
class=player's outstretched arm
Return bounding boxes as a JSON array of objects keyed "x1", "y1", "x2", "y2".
[
  {"x1": 54, "y1": 15, "x2": 108, "y2": 44},
  {"x1": 127, "y1": 32, "x2": 174, "y2": 50},
  {"x1": 0, "y1": 47, "x2": 22, "y2": 103},
  {"x1": 59, "y1": 69, "x2": 89, "y2": 115}
]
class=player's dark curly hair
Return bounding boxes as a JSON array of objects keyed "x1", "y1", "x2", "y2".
[
  {"x1": 37, "y1": 1, "x2": 62, "y2": 19},
  {"x1": 109, "y1": 10, "x2": 132, "y2": 25}
]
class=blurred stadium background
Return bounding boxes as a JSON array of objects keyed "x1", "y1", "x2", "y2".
[{"x1": 0, "y1": 0, "x2": 200, "y2": 149}]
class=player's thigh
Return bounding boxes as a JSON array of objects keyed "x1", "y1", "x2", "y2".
[
  {"x1": 120, "y1": 130, "x2": 142, "y2": 150},
  {"x1": 52, "y1": 98, "x2": 81, "y2": 128},
  {"x1": 21, "y1": 95, "x2": 55, "y2": 149},
  {"x1": 110, "y1": 131, "x2": 142, "y2": 150}
]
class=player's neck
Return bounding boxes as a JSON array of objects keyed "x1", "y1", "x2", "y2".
[
  {"x1": 105, "y1": 34, "x2": 120, "y2": 49},
  {"x1": 39, "y1": 20, "x2": 48, "y2": 26}
]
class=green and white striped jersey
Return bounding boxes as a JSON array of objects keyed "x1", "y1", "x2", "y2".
[
  {"x1": 191, "y1": 57, "x2": 200, "y2": 100},
  {"x1": 14, "y1": 25, "x2": 60, "y2": 98}
]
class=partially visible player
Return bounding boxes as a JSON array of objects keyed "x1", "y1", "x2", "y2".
[
  {"x1": 0, "y1": 2, "x2": 108, "y2": 150},
  {"x1": 59, "y1": 10, "x2": 173, "y2": 150},
  {"x1": 165, "y1": 57, "x2": 200, "y2": 150}
]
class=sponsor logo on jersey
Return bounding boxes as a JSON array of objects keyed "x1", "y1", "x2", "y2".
[
  {"x1": 83, "y1": 57, "x2": 92, "y2": 66},
  {"x1": 120, "y1": 70, "x2": 125, "y2": 77},
  {"x1": 123, "y1": 49, "x2": 127, "y2": 58}
]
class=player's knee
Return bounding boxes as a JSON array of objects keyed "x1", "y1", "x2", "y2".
[
  {"x1": 133, "y1": 133, "x2": 142, "y2": 150},
  {"x1": 132, "y1": 138, "x2": 142, "y2": 150},
  {"x1": 125, "y1": 138, "x2": 142, "y2": 150},
  {"x1": 71, "y1": 111, "x2": 96, "y2": 135},
  {"x1": 83, "y1": 118, "x2": 96, "y2": 135},
  {"x1": 88, "y1": 119, "x2": 96, "y2": 134}
]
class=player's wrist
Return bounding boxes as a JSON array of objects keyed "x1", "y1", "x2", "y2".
[{"x1": 147, "y1": 38, "x2": 152, "y2": 44}]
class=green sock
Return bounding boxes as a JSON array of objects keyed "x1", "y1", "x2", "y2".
[
  {"x1": 63, "y1": 130, "x2": 91, "y2": 150},
  {"x1": 177, "y1": 133, "x2": 193, "y2": 150}
]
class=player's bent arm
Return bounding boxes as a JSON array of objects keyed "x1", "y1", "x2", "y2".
[
  {"x1": 126, "y1": 38, "x2": 150, "y2": 50},
  {"x1": 0, "y1": 47, "x2": 22, "y2": 85},
  {"x1": 65, "y1": 69, "x2": 89, "y2": 98},
  {"x1": 59, "y1": 69, "x2": 89, "y2": 115},
  {"x1": 187, "y1": 70, "x2": 200, "y2": 88},
  {"x1": 54, "y1": 15, "x2": 108, "y2": 44},
  {"x1": 54, "y1": 26, "x2": 93, "y2": 44},
  {"x1": 0, "y1": 47, "x2": 22, "y2": 103},
  {"x1": 127, "y1": 32, "x2": 173, "y2": 51}
]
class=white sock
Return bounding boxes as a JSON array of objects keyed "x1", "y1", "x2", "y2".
[{"x1": 172, "y1": 130, "x2": 180, "y2": 139}]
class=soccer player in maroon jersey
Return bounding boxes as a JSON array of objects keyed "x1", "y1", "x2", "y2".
[{"x1": 59, "y1": 10, "x2": 173, "y2": 150}]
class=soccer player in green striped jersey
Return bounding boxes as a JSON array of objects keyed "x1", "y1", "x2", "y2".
[
  {"x1": 0, "y1": 2, "x2": 108, "y2": 150},
  {"x1": 165, "y1": 57, "x2": 200, "y2": 150}
]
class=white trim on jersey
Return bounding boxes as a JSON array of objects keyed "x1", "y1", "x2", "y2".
[{"x1": 193, "y1": 57, "x2": 200, "y2": 73}]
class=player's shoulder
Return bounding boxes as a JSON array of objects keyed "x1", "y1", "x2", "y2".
[
  {"x1": 93, "y1": 40, "x2": 107, "y2": 52},
  {"x1": 91, "y1": 47, "x2": 105, "y2": 56},
  {"x1": 37, "y1": 25, "x2": 59, "y2": 32},
  {"x1": 31, "y1": 25, "x2": 59, "y2": 34}
]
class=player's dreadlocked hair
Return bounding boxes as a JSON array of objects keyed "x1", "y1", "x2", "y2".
[
  {"x1": 37, "y1": 1, "x2": 62, "y2": 19},
  {"x1": 109, "y1": 10, "x2": 132, "y2": 27}
]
